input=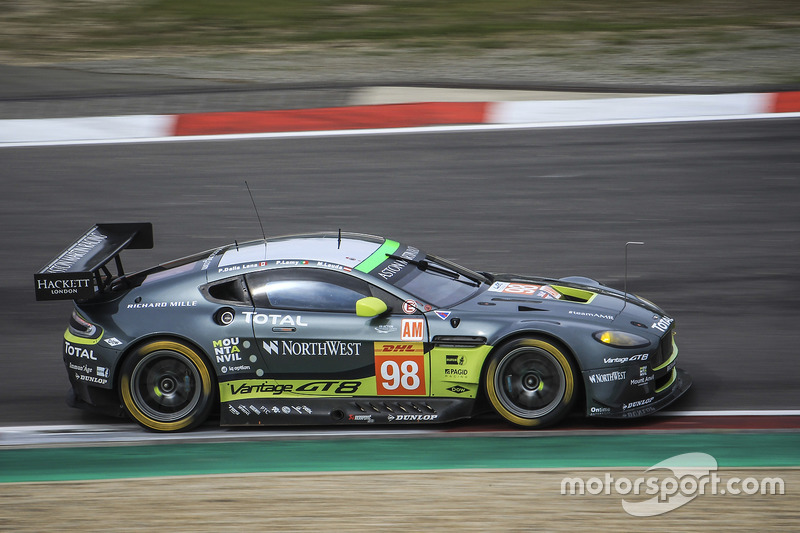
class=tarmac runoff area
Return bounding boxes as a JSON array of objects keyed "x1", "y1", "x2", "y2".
[{"x1": 1, "y1": 87, "x2": 799, "y2": 145}]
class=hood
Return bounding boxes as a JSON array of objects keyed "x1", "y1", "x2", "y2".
[{"x1": 451, "y1": 273, "x2": 670, "y2": 331}]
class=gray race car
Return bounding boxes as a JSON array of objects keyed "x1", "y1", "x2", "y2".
[{"x1": 36, "y1": 223, "x2": 690, "y2": 431}]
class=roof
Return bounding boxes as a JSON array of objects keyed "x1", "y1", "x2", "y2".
[{"x1": 216, "y1": 232, "x2": 388, "y2": 272}]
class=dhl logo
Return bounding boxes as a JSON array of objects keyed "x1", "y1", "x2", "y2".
[{"x1": 374, "y1": 342, "x2": 424, "y2": 355}]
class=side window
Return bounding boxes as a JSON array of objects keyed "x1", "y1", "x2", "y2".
[
  {"x1": 202, "y1": 276, "x2": 251, "y2": 305},
  {"x1": 246, "y1": 269, "x2": 371, "y2": 313}
]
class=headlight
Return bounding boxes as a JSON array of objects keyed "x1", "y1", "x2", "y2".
[{"x1": 593, "y1": 330, "x2": 650, "y2": 348}]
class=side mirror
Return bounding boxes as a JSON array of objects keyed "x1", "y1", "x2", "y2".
[{"x1": 356, "y1": 297, "x2": 388, "y2": 318}]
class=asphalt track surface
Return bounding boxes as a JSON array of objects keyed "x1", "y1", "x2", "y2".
[{"x1": 2, "y1": 115, "x2": 799, "y2": 429}]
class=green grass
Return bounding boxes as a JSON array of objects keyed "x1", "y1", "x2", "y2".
[{"x1": 0, "y1": 0, "x2": 798, "y2": 58}]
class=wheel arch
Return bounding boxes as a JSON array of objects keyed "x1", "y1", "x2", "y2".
[
  {"x1": 478, "y1": 328, "x2": 585, "y2": 420},
  {"x1": 482, "y1": 328, "x2": 581, "y2": 378},
  {"x1": 114, "y1": 333, "x2": 216, "y2": 389},
  {"x1": 115, "y1": 333, "x2": 220, "y2": 432}
]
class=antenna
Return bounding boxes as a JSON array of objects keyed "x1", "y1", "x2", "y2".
[
  {"x1": 622, "y1": 241, "x2": 644, "y2": 314},
  {"x1": 245, "y1": 181, "x2": 266, "y2": 242},
  {"x1": 338, "y1": 228, "x2": 342, "y2": 249}
]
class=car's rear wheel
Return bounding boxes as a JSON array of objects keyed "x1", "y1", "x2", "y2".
[
  {"x1": 119, "y1": 340, "x2": 215, "y2": 432},
  {"x1": 484, "y1": 337, "x2": 577, "y2": 428}
]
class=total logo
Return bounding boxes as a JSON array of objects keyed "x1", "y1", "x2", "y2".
[
  {"x1": 243, "y1": 312, "x2": 308, "y2": 326},
  {"x1": 65, "y1": 341, "x2": 97, "y2": 361},
  {"x1": 651, "y1": 316, "x2": 674, "y2": 333}
]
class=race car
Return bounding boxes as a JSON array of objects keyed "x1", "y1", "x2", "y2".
[{"x1": 36, "y1": 223, "x2": 690, "y2": 432}]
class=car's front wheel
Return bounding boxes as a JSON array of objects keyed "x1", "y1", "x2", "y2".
[
  {"x1": 119, "y1": 339, "x2": 215, "y2": 432},
  {"x1": 484, "y1": 337, "x2": 578, "y2": 428}
]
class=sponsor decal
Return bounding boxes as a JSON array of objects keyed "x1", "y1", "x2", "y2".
[
  {"x1": 387, "y1": 414, "x2": 438, "y2": 422},
  {"x1": 590, "y1": 406, "x2": 612, "y2": 414},
  {"x1": 375, "y1": 324, "x2": 397, "y2": 334},
  {"x1": 36, "y1": 278, "x2": 91, "y2": 293},
  {"x1": 569, "y1": 310, "x2": 614, "y2": 320},
  {"x1": 228, "y1": 382, "x2": 293, "y2": 396},
  {"x1": 64, "y1": 341, "x2": 97, "y2": 361},
  {"x1": 630, "y1": 375, "x2": 655, "y2": 386},
  {"x1": 435, "y1": 310, "x2": 451, "y2": 320},
  {"x1": 262, "y1": 340, "x2": 363, "y2": 357},
  {"x1": 401, "y1": 318, "x2": 425, "y2": 341},
  {"x1": 444, "y1": 368, "x2": 468, "y2": 377},
  {"x1": 651, "y1": 316, "x2": 674, "y2": 333},
  {"x1": 623, "y1": 397, "x2": 655, "y2": 410},
  {"x1": 588, "y1": 370, "x2": 627, "y2": 384},
  {"x1": 201, "y1": 247, "x2": 224, "y2": 270},
  {"x1": 74, "y1": 372, "x2": 108, "y2": 385},
  {"x1": 295, "y1": 381, "x2": 361, "y2": 394},
  {"x1": 622, "y1": 405, "x2": 659, "y2": 419},
  {"x1": 97, "y1": 366, "x2": 109, "y2": 378},
  {"x1": 42, "y1": 229, "x2": 107, "y2": 273},
  {"x1": 244, "y1": 312, "x2": 307, "y2": 326},
  {"x1": 104, "y1": 337, "x2": 123, "y2": 347},
  {"x1": 213, "y1": 337, "x2": 242, "y2": 363},
  {"x1": 126, "y1": 300, "x2": 198, "y2": 309},
  {"x1": 349, "y1": 414, "x2": 374, "y2": 422},
  {"x1": 228, "y1": 405, "x2": 240, "y2": 415},
  {"x1": 488, "y1": 282, "x2": 539, "y2": 294},
  {"x1": 375, "y1": 342, "x2": 424, "y2": 355},
  {"x1": 535, "y1": 286, "x2": 562, "y2": 299},
  {"x1": 402, "y1": 299, "x2": 417, "y2": 314},
  {"x1": 445, "y1": 355, "x2": 465, "y2": 365},
  {"x1": 281, "y1": 406, "x2": 292, "y2": 414},
  {"x1": 603, "y1": 353, "x2": 649, "y2": 365},
  {"x1": 221, "y1": 364, "x2": 252, "y2": 374},
  {"x1": 488, "y1": 282, "x2": 562, "y2": 299},
  {"x1": 377, "y1": 246, "x2": 420, "y2": 280},
  {"x1": 224, "y1": 380, "x2": 361, "y2": 399},
  {"x1": 68, "y1": 362, "x2": 92, "y2": 373},
  {"x1": 447, "y1": 385, "x2": 469, "y2": 394}
]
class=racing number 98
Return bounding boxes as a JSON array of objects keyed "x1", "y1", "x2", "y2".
[
  {"x1": 381, "y1": 359, "x2": 420, "y2": 390},
  {"x1": 377, "y1": 356, "x2": 425, "y2": 395}
]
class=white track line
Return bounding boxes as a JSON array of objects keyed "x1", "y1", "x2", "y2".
[{"x1": 2, "y1": 112, "x2": 800, "y2": 149}]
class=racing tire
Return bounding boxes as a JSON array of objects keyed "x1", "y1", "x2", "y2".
[
  {"x1": 119, "y1": 339, "x2": 215, "y2": 432},
  {"x1": 484, "y1": 337, "x2": 578, "y2": 428}
]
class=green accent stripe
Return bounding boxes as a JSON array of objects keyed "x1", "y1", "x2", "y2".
[
  {"x1": 1, "y1": 433, "x2": 799, "y2": 483},
  {"x1": 64, "y1": 329, "x2": 103, "y2": 346},
  {"x1": 655, "y1": 368, "x2": 677, "y2": 393},
  {"x1": 653, "y1": 336, "x2": 678, "y2": 371},
  {"x1": 355, "y1": 239, "x2": 400, "y2": 273},
  {"x1": 550, "y1": 285, "x2": 598, "y2": 303}
]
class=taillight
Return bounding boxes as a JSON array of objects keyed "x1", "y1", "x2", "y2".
[{"x1": 69, "y1": 310, "x2": 98, "y2": 338}]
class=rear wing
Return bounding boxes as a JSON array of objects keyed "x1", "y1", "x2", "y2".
[{"x1": 35, "y1": 223, "x2": 153, "y2": 301}]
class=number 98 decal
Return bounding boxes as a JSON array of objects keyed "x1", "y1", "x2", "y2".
[{"x1": 376, "y1": 355, "x2": 426, "y2": 396}]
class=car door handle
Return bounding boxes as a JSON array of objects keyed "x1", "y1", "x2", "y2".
[{"x1": 272, "y1": 327, "x2": 296, "y2": 332}]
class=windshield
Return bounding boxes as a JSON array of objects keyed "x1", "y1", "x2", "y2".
[{"x1": 376, "y1": 247, "x2": 486, "y2": 307}]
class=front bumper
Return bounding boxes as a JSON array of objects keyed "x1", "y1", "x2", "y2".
[{"x1": 591, "y1": 367, "x2": 692, "y2": 419}]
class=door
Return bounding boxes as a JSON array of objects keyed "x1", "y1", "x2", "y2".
[{"x1": 245, "y1": 267, "x2": 430, "y2": 397}]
